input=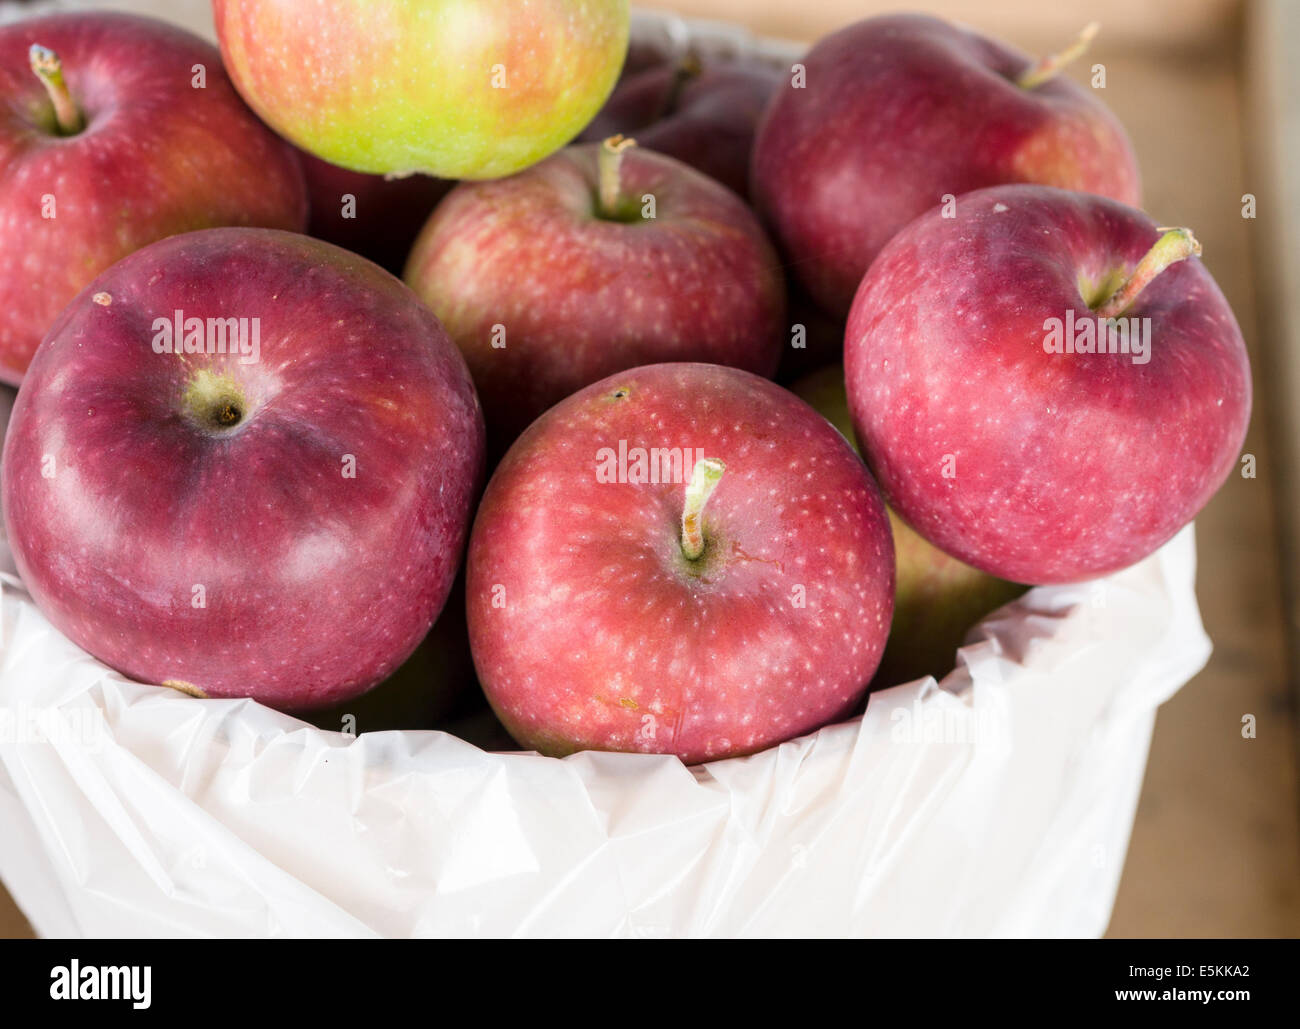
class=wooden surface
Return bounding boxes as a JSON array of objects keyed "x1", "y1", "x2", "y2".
[
  {"x1": 0, "y1": 887, "x2": 29, "y2": 938},
  {"x1": 2, "y1": 0, "x2": 1298, "y2": 938},
  {"x1": 645, "y1": 0, "x2": 1246, "y2": 51},
  {"x1": 1247, "y1": 0, "x2": 1300, "y2": 804}
]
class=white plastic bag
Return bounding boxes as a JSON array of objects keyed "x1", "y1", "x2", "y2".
[
  {"x1": 0, "y1": 508, "x2": 1209, "y2": 937},
  {"x1": 0, "y1": 1, "x2": 1212, "y2": 939}
]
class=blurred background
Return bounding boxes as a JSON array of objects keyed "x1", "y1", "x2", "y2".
[{"x1": 0, "y1": 0, "x2": 1296, "y2": 937}]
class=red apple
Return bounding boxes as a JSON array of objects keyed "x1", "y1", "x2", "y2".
[
  {"x1": 300, "y1": 574, "x2": 475, "y2": 732},
  {"x1": 752, "y1": 14, "x2": 1141, "y2": 317},
  {"x1": 2, "y1": 228, "x2": 485, "y2": 710},
  {"x1": 791, "y1": 366, "x2": 1025, "y2": 687},
  {"x1": 298, "y1": 150, "x2": 452, "y2": 274},
  {"x1": 578, "y1": 55, "x2": 782, "y2": 199},
  {"x1": 584, "y1": 55, "x2": 681, "y2": 130},
  {"x1": 845, "y1": 184, "x2": 1251, "y2": 584},
  {"x1": 466, "y1": 362, "x2": 895, "y2": 764},
  {"x1": 405, "y1": 139, "x2": 785, "y2": 453},
  {"x1": 0, "y1": 11, "x2": 307, "y2": 385}
]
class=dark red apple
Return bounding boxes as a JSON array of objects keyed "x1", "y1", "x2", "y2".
[
  {"x1": 584, "y1": 54, "x2": 682, "y2": 130},
  {"x1": 579, "y1": 55, "x2": 782, "y2": 199},
  {"x1": 2, "y1": 228, "x2": 484, "y2": 710},
  {"x1": 0, "y1": 11, "x2": 307, "y2": 385},
  {"x1": 791, "y1": 366, "x2": 1025, "y2": 687},
  {"x1": 300, "y1": 574, "x2": 475, "y2": 732},
  {"x1": 466, "y1": 362, "x2": 895, "y2": 764},
  {"x1": 298, "y1": 150, "x2": 452, "y2": 274},
  {"x1": 752, "y1": 14, "x2": 1141, "y2": 317},
  {"x1": 845, "y1": 184, "x2": 1251, "y2": 584},
  {"x1": 405, "y1": 139, "x2": 785, "y2": 453}
]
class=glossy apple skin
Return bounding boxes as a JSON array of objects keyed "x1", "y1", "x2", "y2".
[
  {"x1": 299, "y1": 150, "x2": 452, "y2": 274},
  {"x1": 212, "y1": 0, "x2": 629, "y2": 179},
  {"x1": 467, "y1": 363, "x2": 895, "y2": 764},
  {"x1": 792, "y1": 366, "x2": 1025, "y2": 687},
  {"x1": 752, "y1": 13, "x2": 1141, "y2": 317},
  {"x1": 2, "y1": 228, "x2": 485, "y2": 710},
  {"x1": 405, "y1": 144, "x2": 785, "y2": 453},
  {"x1": 845, "y1": 185, "x2": 1251, "y2": 584},
  {"x1": 0, "y1": 12, "x2": 307, "y2": 386},
  {"x1": 579, "y1": 57, "x2": 782, "y2": 199}
]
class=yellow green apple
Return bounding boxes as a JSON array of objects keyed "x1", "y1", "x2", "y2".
[{"x1": 212, "y1": 0, "x2": 630, "y2": 179}]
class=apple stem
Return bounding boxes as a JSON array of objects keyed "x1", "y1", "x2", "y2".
[
  {"x1": 681, "y1": 457, "x2": 726, "y2": 561},
  {"x1": 598, "y1": 134, "x2": 637, "y2": 219},
  {"x1": 1096, "y1": 227, "x2": 1202, "y2": 319},
  {"x1": 29, "y1": 44, "x2": 83, "y2": 135},
  {"x1": 660, "y1": 52, "x2": 702, "y2": 117},
  {"x1": 1016, "y1": 22, "x2": 1100, "y2": 90}
]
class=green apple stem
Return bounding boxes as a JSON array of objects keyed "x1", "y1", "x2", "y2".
[
  {"x1": 598, "y1": 134, "x2": 637, "y2": 219},
  {"x1": 29, "y1": 44, "x2": 83, "y2": 135},
  {"x1": 1096, "y1": 227, "x2": 1202, "y2": 319},
  {"x1": 1016, "y1": 22, "x2": 1100, "y2": 90},
  {"x1": 681, "y1": 457, "x2": 725, "y2": 561}
]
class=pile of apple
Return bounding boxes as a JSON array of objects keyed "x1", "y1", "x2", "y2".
[{"x1": 0, "y1": 5, "x2": 1250, "y2": 765}]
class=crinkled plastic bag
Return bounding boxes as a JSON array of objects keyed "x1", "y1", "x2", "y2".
[{"x1": 0, "y1": 518, "x2": 1209, "y2": 937}]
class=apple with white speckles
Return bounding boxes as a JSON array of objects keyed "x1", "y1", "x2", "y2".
[
  {"x1": 466, "y1": 362, "x2": 894, "y2": 764},
  {"x1": 0, "y1": 11, "x2": 307, "y2": 385},
  {"x1": 791, "y1": 365, "x2": 1025, "y2": 687},
  {"x1": 2, "y1": 228, "x2": 484, "y2": 710},
  {"x1": 752, "y1": 13, "x2": 1141, "y2": 317},
  {"x1": 212, "y1": 0, "x2": 629, "y2": 180},
  {"x1": 405, "y1": 138, "x2": 785, "y2": 454},
  {"x1": 845, "y1": 184, "x2": 1251, "y2": 584}
]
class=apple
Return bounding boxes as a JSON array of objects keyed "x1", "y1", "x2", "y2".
[
  {"x1": 300, "y1": 574, "x2": 475, "y2": 732},
  {"x1": 619, "y1": 37, "x2": 677, "y2": 82},
  {"x1": 752, "y1": 14, "x2": 1141, "y2": 317},
  {"x1": 2, "y1": 228, "x2": 485, "y2": 710},
  {"x1": 578, "y1": 54, "x2": 782, "y2": 199},
  {"x1": 791, "y1": 366, "x2": 1025, "y2": 687},
  {"x1": 845, "y1": 184, "x2": 1251, "y2": 584},
  {"x1": 0, "y1": 11, "x2": 307, "y2": 386},
  {"x1": 211, "y1": 0, "x2": 630, "y2": 180},
  {"x1": 405, "y1": 138, "x2": 786, "y2": 454},
  {"x1": 466, "y1": 362, "x2": 895, "y2": 764},
  {"x1": 298, "y1": 150, "x2": 452, "y2": 274}
]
